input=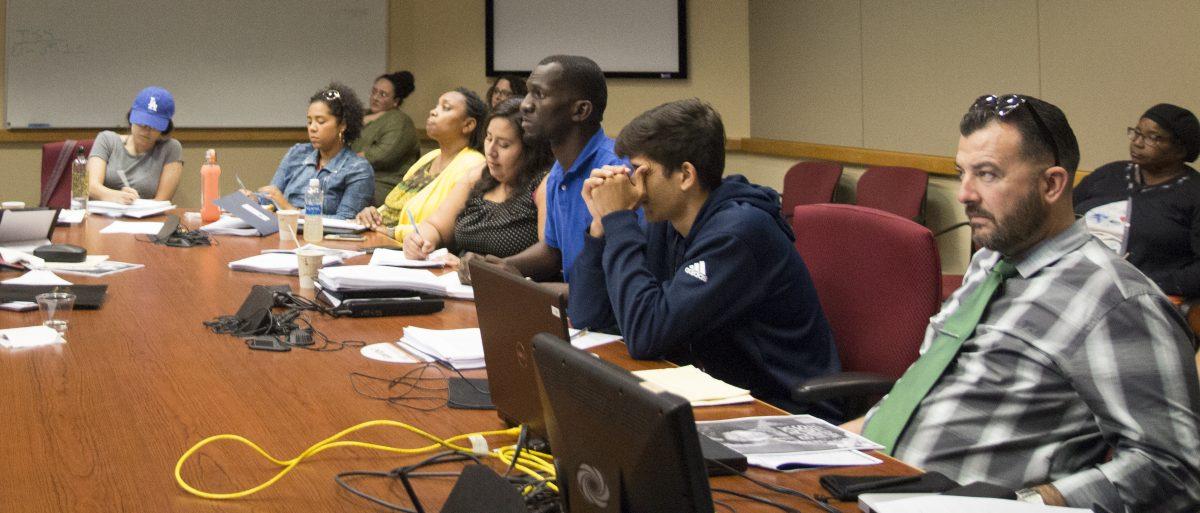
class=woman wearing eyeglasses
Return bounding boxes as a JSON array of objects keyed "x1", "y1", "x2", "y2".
[
  {"x1": 485, "y1": 74, "x2": 527, "y2": 108},
  {"x1": 1074, "y1": 103, "x2": 1200, "y2": 298},
  {"x1": 256, "y1": 83, "x2": 374, "y2": 219},
  {"x1": 355, "y1": 88, "x2": 487, "y2": 240},
  {"x1": 352, "y1": 71, "x2": 421, "y2": 206}
]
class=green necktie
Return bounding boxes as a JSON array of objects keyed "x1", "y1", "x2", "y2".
[{"x1": 862, "y1": 259, "x2": 1019, "y2": 454}]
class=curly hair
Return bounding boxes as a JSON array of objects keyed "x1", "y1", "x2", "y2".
[
  {"x1": 486, "y1": 74, "x2": 527, "y2": 105},
  {"x1": 454, "y1": 87, "x2": 489, "y2": 153},
  {"x1": 377, "y1": 70, "x2": 415, "y2": 107},
  {"x1": 309, "y1": 82, "x2": 365, "y2": 145},
  {"x1": 469, "y1": 98, "x2": 553, "y2": 202}
]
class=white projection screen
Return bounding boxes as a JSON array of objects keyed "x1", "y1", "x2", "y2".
[{"x1": 487, "y1": 0, "x2": 687, "y2": 79}]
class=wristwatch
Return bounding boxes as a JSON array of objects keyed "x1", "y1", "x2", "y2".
[{"x1": 1015, "y1": 488, "x2": 1046, "y2": 504}]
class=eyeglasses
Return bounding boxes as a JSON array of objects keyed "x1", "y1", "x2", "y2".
[
  {"x1": 322, "y1": 89, "x2": 342, "y2": 102},
  {"x1": 970, "y1": 94, "x2": 1062, "y2": 167},
  {"x1": 1127, "y1": 127, "x2": 1170, "y2": 147},
  {"x1": 370, "y1": 88, "x2": 393, "y2": 99}
]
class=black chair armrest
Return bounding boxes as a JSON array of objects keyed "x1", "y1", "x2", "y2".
[{"x1": 791, "y1": 372, "x2": 895, "y2": 405}]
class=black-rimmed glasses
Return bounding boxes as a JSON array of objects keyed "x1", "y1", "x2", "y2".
[
  {"x1": 1127, "y1": 127, "x2": 1170, "y2": 147},
  {"x1": 971, "y1": 94, "x2": 1062, "y2": 167}
]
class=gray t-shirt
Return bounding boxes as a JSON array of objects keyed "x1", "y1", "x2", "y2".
[{"x1": 90, "y1": 130, "x2": 183, "y2": 199}]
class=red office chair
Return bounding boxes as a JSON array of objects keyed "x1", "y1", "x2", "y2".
[
  {"x1": 40, "y1": 139, "x2": 94, "y2": 208},
  {"x1": 856, "y1": 166, "x2": 929, "y2": 223},
  {"x1": 790, "y1": 204, "x2": 941, "y2": 416},
  {"x1": 781, "y1": 160, "x2": 843, "y2": 220}
]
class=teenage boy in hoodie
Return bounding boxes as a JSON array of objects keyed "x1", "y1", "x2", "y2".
[{"x1": 568, "y1": 98, "x2": 840, "y2": 413}]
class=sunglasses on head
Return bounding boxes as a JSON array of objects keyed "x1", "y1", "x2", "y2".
[
  {"x1": 322, "y1": 89, "x2": 342, "y2": 102},
  {"x1": 971, "y1": 94, "x2": 1061, "y2": 167}
]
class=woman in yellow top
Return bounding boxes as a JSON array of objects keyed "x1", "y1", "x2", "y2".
[{"x1": 355, "y1": 88, "x2": 487, "y2": 239}]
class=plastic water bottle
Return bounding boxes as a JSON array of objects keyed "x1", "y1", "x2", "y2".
[
  {"x1": 303, "y1": 178, "x2": 323, "y2": 243},
  {"x1": 200, "y1": 149, "x2": 221, "y2": 223},
  {"x1": 70, "y1": 146, "x2": 88, "y2": 211}
]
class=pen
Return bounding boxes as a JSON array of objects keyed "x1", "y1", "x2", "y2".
[
  {"x1": 235, "y1": 173, "x2": 249, "y2": 191},
  {"x1": 117, "y1": 169, "x2": 131, "y2": 190},
  {"x1": 570, "y1": 329, "x2": 590, "y2": 340},
  {"x1": 405, "y1": 209, "x2": 422, "y2": 243}
]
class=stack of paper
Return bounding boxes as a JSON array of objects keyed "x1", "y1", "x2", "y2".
[
  {"x1": 391, "y1": 327, "x2": 619, "y2": 370},
  {"x1": 318, "y1": 265, "x2": 473, "y2": 300},
  {"x1": 262, "y1": 244, "x2": 364, "y2": 260},
  {"x1": 99, "y1": 221, "x2": 164, "y2": 235},
  {"x1": 298, "y1": 217, "x2": 367, "y2": 232},
  {"x1": 368, "y1": 247, "x2": 448, "y2": 268},
  {"x1": 866, "y1": 495, "x2": 1091, "y2": 513},
  {"x1": 397, "y1": 327, "x2": 486, "y2": 370},
  {"x1": 632, "y1": 365, "x2": 755, "y2": 406},
  {"x1": 199, "y1": 216, "x2": 260, "y2": 236},
  {"x1": 696, "y1": 415, "x2": 884, "y2": 471},
  {"x1": 88, "y1": 199, "x2": 174, "y2": 218},
  {"x1": 228, "y1": 252, "x2": 346, "y2": 275},
  {"x1": 40, "y1": 258, "x2": 142, "y2": 277}
]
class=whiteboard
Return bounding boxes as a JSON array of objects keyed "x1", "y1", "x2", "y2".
[
  {"x1": 487, "y1": 0, "x2": 687, "y2": 79},
  {"x1": 5, "y1": 0, "x2": 387, "y2": 128}
]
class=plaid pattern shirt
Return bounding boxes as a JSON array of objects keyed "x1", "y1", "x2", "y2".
[{"x1": 865, "y1": 220, "x2": 1200, "y2": 512}]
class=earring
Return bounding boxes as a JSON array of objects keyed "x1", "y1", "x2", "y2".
[{"x1": 339, "y1": 131, "x2": 344, "y2": 141}]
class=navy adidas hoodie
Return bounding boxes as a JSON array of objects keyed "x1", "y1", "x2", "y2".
[{"x1": 568, "y1": 175, "x2": 839, "y2": 403}]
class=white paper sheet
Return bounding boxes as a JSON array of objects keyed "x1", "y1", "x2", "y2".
[
  {"x1": 2, "y1": 269, "x2": 72, "y2": 286},
  {"x1": 0, "y1": 325, "x2": 64, "y2": 348},
  {"x1": 56, "y1": 209, "x2": 86, "y2": 224},
  {"x1": 369, "y1": 247, "x2": 448, "y2": 268},
  {"x1": 0, "y1": 301, "x2": 37, "y2": 312},
  {"x1": 567, "y1": 329, "x2": 623, "y2": 350},
  {"x1": 100, "y1": 221, "x2": 165, "y2": 235}
]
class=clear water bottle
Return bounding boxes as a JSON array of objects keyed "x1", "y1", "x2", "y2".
[
  {"x1": 303, "y1": 178, "x2": 323, "y2": 243},
  {"x1": 70, "y1": 146, "x2": 88, "y2": 211}
]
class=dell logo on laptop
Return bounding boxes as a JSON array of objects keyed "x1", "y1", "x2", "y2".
[{"x1": 576, "y1": 463, "x2": 609, "y2": 508}]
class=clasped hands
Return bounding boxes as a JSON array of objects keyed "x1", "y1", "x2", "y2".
[{"x1": 582, "y1": 165, "x2": 645, "y2": 237}]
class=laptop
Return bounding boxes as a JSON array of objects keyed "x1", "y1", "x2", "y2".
[
  {"x1": 470, "y1": 260, "x2": 569, "y2": 444},
  {"x1": 0, "y1": 208, "x2": 60, "y2": 252}
]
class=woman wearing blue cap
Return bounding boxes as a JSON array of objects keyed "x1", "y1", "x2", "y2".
[{"x1": 87, "y1": 86, "x2": 183, "y2": 204}]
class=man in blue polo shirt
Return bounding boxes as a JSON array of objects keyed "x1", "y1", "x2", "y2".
[{"x1": 462, "y1": 55, "x2": 626, "y2": 284}]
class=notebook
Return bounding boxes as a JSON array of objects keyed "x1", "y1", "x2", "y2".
[
  {"x1": 213, "y1": 192, "x2": 278, "y2": 236},
  {"x1": 0, "y1": 284, "x2": 108, "y2": 309}
]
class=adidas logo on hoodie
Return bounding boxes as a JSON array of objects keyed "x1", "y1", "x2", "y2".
[{"x1": 684, "y1": 261, "x2": 707, "y2": 283}]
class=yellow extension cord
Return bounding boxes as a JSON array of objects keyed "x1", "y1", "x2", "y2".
[{"x1": 174, "y1": 420, "x2": 557, "y2": 500}]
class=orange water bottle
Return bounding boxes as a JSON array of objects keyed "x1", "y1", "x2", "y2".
[{"x1": 200, "y1": 149, "x2": 221, "y2": 223}]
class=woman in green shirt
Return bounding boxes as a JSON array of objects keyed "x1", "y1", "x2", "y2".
[{"x1": 352, "y1": 71, "x2": 421, "y2": 205}]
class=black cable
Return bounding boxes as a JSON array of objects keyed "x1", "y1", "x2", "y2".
[
  {"x1": 707, "y1": 458, "x2": 842, "y2": 513},
  {"x1": 711, "y1": 488, "x2": 799, "y2": 513},
  {"x1": 334, "y1": 451, "x2": 483, "y2": 513},
  {"x1": 713, "y1": 498, "x2": 737, "y2": 512},
  {"x1": 505, "y1": 424, "x2": 529, "y2": 478},
  {"x1": 349, "y1": 366, "x2": 453, "y2": 412}
]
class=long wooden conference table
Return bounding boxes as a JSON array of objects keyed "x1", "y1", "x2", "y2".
[{"x1": 0, "y1": 212, "x2": 917, "y2": 512}]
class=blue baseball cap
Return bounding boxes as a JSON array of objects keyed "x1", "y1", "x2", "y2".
[{"x1": 129, "y1": 86, "x2": 175, "y2": 132}]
